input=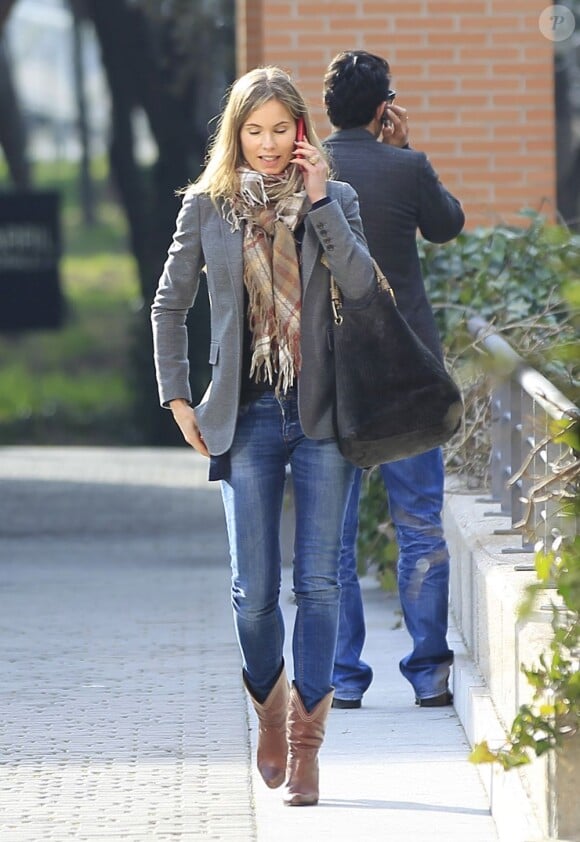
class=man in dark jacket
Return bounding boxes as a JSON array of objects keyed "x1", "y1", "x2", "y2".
[{"x1": 323, "y1": 50, "x2": 465, "y2": 709}]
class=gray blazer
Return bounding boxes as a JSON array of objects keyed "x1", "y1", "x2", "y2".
[
  {"x1": 151, "y1": 180, "x2": 375, "y2": 456},
  {"x1": 325, "y1": 128, "x2": 465, "y2": 359}
]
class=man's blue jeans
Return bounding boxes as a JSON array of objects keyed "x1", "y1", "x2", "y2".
[
  {"x1": 332, "y1": 448, "x2": 453, "y2": 702},
  {"x1": 220, "y1": 390, "x2": 355, "y2": 712}
]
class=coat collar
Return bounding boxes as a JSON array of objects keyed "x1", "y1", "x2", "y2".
[
  {"x1": 219, "y1": 215, "x2": 244, "y2": 313},
  {"x1": 324, "y1": 126, "x2": 378, "y2": 144}
]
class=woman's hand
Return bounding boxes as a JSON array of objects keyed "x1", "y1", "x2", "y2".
[
  {"x1": 169, "y1": 399, "x2": 210, "y2": 457},
  {"x1": 292, "y1": 140, "x2": 328, "y2": 204}
]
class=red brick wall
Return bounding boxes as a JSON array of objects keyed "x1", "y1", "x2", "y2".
[{"x1": 236, "y1": 0, "x2": 556, "y2": 228}]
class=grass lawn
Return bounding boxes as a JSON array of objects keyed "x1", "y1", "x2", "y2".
[{"x1": 0, "y1": 159, "x2": 143, "y2": 444}]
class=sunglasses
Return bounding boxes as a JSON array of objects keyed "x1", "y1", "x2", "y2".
[{"x1": 385, "y1": 89, "x2": 397, "y2": 104}]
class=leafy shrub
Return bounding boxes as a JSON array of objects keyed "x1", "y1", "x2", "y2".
[{"x1": 422, "y1": 210, "x2": 578, "y2": 343}]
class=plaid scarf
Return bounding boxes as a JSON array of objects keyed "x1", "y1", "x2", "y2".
[{"x1": 226, "y1": 168, "x2": 306, "y2": 394}]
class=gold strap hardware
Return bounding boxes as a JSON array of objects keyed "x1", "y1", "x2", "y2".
[{"x1": 323, "y1": 255, "x2": 396, "y2": 325}]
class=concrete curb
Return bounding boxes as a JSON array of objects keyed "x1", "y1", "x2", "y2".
[{"x1": 444, "y1": 487, "x2": 578, "y2": 842}]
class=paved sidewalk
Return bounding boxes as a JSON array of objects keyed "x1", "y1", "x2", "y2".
[{"x1": 0, "y1": 447, "x2": 499, "y2": 841}]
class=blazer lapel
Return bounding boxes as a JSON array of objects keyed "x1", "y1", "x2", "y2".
[
  {"x1": 301, "y1": 215, "x2": 320, "y2": 292},
  {"x1": 219, "y1": 216, "x2": 244, "y2": 312}
]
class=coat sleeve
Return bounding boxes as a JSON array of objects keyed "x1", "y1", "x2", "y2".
[
  {"x1": 307, "y1": 182, "x2": 375, "y2": 300},
  {"x1": 151, "y1": 192, "x2": 205, "y2": 407},
  {"x1": 416, "y1": 153, "x2": 465, "y2": 244}
]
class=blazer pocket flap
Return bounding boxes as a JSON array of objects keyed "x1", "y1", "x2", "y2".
[{"x1": 209, "y1": 341, "x2": 220, "y2": 365}]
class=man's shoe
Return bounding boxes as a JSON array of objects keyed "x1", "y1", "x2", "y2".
[
  {"x1": 415, "y1": 690, "x2": 453, "y2": 708},
  {"x1": 331, "y1": 698, "x2": 362, "y2": 710}
]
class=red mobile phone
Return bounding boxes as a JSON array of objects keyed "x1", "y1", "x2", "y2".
[{"x1": 296, "y1": 117, "x2": 306, "y2": 156}]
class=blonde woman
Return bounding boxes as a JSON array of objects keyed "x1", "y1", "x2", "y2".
[{"x1": 151, "y1": 66, "x2": 375, "y2": 806}]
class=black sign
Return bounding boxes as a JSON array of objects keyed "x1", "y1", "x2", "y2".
[{"x1": 0, "y1": 190, "x2": 63, "y2": 330}]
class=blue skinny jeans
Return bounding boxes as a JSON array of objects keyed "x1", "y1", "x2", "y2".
[{"x1": 219, "y1": 389, "x2": 355, "y2": 712}]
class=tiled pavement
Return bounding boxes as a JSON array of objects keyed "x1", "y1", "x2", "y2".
[{"x1": 0, "y1": 447, "x2": 499, "y2": 841}]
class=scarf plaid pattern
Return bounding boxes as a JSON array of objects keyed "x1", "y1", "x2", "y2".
[{"x1": 228, "y1": 168, "x2": 306, "y2": 393}]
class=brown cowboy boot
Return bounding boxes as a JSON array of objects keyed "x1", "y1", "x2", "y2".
[
  {"x1": 244, "y1": 665, "x2": 289, "y2": 789},
  {"x1": 283, "y1": 683, "x2": 334, "y2": 806}
]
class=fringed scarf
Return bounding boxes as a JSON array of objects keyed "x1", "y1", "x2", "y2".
[{"x1": 225, "y1": 167, "x2": 307, "y2": 394}]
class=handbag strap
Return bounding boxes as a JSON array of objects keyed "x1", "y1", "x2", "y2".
[{"x1": 324, "y1": 256, "x2": 396, "y2": 326}]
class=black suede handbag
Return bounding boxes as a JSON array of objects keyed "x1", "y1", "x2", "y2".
[{"x1": 329, "y1": 261, "x2": 463, "y2": 468}]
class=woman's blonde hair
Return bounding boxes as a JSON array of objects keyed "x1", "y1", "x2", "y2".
[{"x1": 187, "y1": 66, "x2": 327, "y2": 201}]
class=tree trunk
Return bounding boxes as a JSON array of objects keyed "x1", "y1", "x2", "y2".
[
  {"x1": 0, "y1": 0, "x2": 17, "y2": 33},
  {"x1": 86, "y1": 0, "x2": 213, "y2": 443},
  {"x1": 0, "y1": 37, "x2": 30, "y2": 187},
  {"x1": 70, "y1": 0, "x2": 95, "y2": 225},
  {"x1": 86, "y1": 2, "x2": 153, "y2": 287},
  {"x1": 86, "y1": 1, "x2": 211, "y2": 296}
]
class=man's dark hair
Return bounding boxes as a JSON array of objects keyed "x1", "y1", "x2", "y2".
[{"x1": 323, "y1": 50, "x2": 391, "y2": 129}]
